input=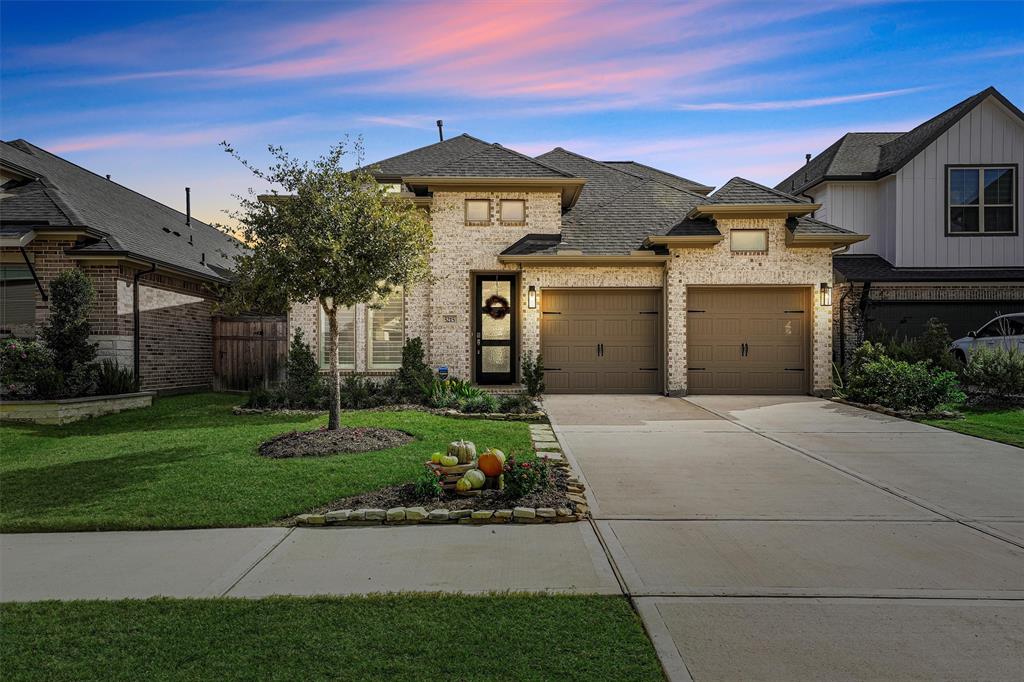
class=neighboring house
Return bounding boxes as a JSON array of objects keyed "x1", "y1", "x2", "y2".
[
  {"x1": 290, "y1": 135, "x2": 864, "y2": 396},
  {"x1": 0, "y1": 139, "x2": 242, "y2": 392},
  {"x1": 776, "y1": 87, "x2": 1024, "y2": 363}
]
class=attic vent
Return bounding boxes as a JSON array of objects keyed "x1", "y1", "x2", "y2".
[
  {"x1": 172, "y1": 231, "x2": 181, "y2": 237},
  {"x1": 162, "y1": 227, "x2": 171, "y2": 233}
]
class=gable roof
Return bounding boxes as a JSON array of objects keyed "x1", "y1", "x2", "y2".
[
  {"x1": 776, "y1": 87, "x2": 1024, "y2": 195},
  {"x1": 364, "y1": 134, "x2": 492, "y2": 178},
  {"x1": 1, "y1": 139, "x2": 242, "y2": 282},
  {"x1": 535, "y1": 147, "x2": 647, "y2": 210},
  {"x1": 708, "y1": 176, "x2": 812, "y2": 205},
  {"x1": 416, "y1": 142, "x2": 575, "y2": 179},
  {"x1": 602, "y1": 160, "x2": 714, "y2": 194}
]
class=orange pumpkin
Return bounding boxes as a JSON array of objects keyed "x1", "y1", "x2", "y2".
[{"x1": 477, "y1": 448, "x2": 506, "y2": 477}]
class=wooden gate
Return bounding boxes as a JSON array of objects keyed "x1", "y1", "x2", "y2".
[{"x1": 213, "y1": 316, "x2": 288, "y2": 391}]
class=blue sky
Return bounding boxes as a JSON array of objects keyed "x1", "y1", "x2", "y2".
[{"x1": 2, "y1": 0, "x2": 1022, "y2": 225}]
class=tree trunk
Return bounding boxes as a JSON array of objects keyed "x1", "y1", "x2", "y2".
[{"x1": 324, "y1": 302, "x2": 341, "y2": 431}]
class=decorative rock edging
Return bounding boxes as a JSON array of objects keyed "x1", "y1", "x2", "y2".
[
  {"x1": 295, "y1": 422, "x2": 591, "y2": 527},
  {"x1": 0, "y1": 391, "x2": 156, "y2": 425},
  {"x1": 831, "y1": 397, "x2": 960, "y2": 421},
  {"x1": 234, "y1": 404, "x2": 547, "y2": 422}
]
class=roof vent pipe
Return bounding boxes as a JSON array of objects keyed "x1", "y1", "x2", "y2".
[
  {"x1": 436, "y1": 120, "x2": 444, "y2": 142},
  {"x1": 185, "y1": 187, "x2": 191, "y2": 227},
  {"x1": 106, "y1": 174, "x2": 111, "y2": 180},
  {"x1": 805, "y1": 153, "x2": 811, "y2": 164}
]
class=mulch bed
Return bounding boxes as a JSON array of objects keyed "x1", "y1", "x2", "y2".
[
  {"x1": 312, "y1": 465, "x2": 577, "y2": 513},
  {"x1": 258, "y1": 427, "x2": 413, "y2": 459}
]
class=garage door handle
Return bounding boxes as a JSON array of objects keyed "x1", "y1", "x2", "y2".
[
  {"x1": 784, "y1": 310, "x2": 804, "y2": 313},
  {"x1": 784, "y1": 368, "x2": 805, "y2": 371},
  {"x1": 640, "y1": 367, "x2": 658, "y2": 371},
  {"x1": 542, "y1": 311, "x2": 561, "y2": 315}
]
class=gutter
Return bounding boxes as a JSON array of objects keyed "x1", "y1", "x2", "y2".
[
  {"x1": 18, "y1": 246, "x2": 48, "y2": 302},
  {"x1": 133, "y1": 262, "x2": 157, "y2": 383}
]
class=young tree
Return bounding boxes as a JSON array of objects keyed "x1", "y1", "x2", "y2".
[{"x1": 223, "y1": 139, "x2": 433, "y2": 430}]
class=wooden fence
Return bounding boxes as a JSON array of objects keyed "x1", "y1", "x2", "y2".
[{"x1": 213, "y1": 316, "x2": 288, "y2": 391}]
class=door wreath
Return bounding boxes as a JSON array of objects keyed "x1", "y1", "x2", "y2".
[{"x1": 484, "y1": 294, "x2": 511, "y2": 319}]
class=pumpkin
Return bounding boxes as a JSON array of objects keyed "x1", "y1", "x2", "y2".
[
  {"x1": 447, "y1": 440, "x2": 477, "y2": 464},
  {"x1": 464, "y1": 469, "x2": 487, "y2": 490},
  {"x1": 430, "y1": 452, "x2": 444, "y2": 464},
  {"x1": 456, "y1": 476, "x2": 474, "y2": 492},
  {"x1": 477, "y1": 448, "x2": 506, "y2": 477},
  {"x1": 440, "y1": 454, "x2": 460, "y2": 467}
]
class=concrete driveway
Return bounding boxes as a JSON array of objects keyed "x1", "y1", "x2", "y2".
[{"x1": 545, "y1": 394, "x2": 1024, "y2": 681}]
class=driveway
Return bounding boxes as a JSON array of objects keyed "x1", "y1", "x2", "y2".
[{"x1": 545, "y1": 394, "x2": 1024, "y2": 681}]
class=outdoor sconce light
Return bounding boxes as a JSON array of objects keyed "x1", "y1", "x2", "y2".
[
  {"x1": 820, "y1": 282, "x2": 832, "y2": 307},
  {"x1": 527, "y1": 285, "x2": 538, "y2": 309}
]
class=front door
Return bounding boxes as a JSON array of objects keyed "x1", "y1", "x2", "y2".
[{"x1": 475, "y1": 275, "x2": 517, "y2": 384}]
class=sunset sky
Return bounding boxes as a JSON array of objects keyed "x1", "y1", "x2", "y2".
[{"x1": 3, "y1": 0, "x2": 1022, "y2": 225}]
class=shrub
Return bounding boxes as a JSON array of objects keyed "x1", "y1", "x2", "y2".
[
  {"x1": 459, "y1": 393, "x2": 499, "y2": 414},
  {"x1": 846, "y1": 342, "x2": 964, "y2": 411},
  {"x1": 503, "y1": 455, "x2": 550, "y2": 500},
  {"x1": 398, "y1": 337, "x2": 433, "y2": 402},
  {"x1": 244, "y1": 385, "x2": 274, "y2": 409},
  {"x1": 372, "y1": 374, "x2": 405, "y2": 406},
  {"x1": 0, "y1": 338, "x2": 54, "y2": 398},
  {"x1": 424, "y1": 377, "x2": 458, "y2": 409},
  {"x1": 42, "y1": 270, "x2": 97, "y2": 376},
  {"x1": 498, "y1": 392, "x2": 537, "y2": 414},
  {"x1": 339, "y1": 374, "x2": 373, "y2": 409},
  {"x1": 960, "y1": 346, "x2": 1024, "y2": 404},
  {"x1": 33, "y1": 366, "x2": 65, "y2": 400},
  {"x1": 866, "y1": 318, "x2": 957, "y2": 371},
  {"x1": 521, "y1": 351, "x2": 545, "y2": 398},
  {"x1": 284, "y1": 329, "x2": 322, "y2": 407},
  {"x1": 95, "y1": 359, "x2": 137, "y2": 395},
  {"x1": 412, "y1": 464, "x2": 443, "y2": 500}
]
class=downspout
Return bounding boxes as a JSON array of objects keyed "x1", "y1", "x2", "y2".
[
  {"x1": 133, "y1": 262, "x2": 157, "y2": 383},
  {"x1": 18, "y1": 247, "x2": 48, "y2": 302},
  {"x1": 838, "y1": 286, "x2": 851, "y2": 365}
]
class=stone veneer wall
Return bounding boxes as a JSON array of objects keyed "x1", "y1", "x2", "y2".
[{"x1": 665, "y1": 217, "x2": 834, "y2": 396}]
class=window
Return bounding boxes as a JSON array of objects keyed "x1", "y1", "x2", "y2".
[
  {"x1": 730, "y1": 229, "x2": 768, "y2": 253},
  {"x1": 368, "y1": 287, "x2": 404, "y2": 369},
  {"x1": 500, "y1": 199, "x2": 525, "y2": 224},
  {"x1": 0, "y1": 264, "x2": 36, "y2": 333},
  {"x1": 319, "y1": 304, "x2": 356, "y2": 369},
  {"x1": 465, "y1": 199, "x2": 491, "y2": 225},
  {"x1": 948, "y1": 166, "x2": 1016, "y2": 235}
]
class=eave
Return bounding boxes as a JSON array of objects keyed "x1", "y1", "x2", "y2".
[
  {"x1": 0, "y1": 229, "x2": 36, "y2": 248},
  {"x1": 692, "y1": 203, "x2": 820, "y2": 218},
  {"x1": 785, "y1": 232, "x2": 869, "y2": 249},
  {"x1": 401, "y1": 176, "x2": 587, "y2": 209},
  {"x1": 644, "y1": 234, "x2": 724, "y2": 249},
  {"x1": 497, "y1": 252, "x2": 668, "y2": 266},
  {"x1": 64, "y1": 249, "x2": 229, "y2": 285}
]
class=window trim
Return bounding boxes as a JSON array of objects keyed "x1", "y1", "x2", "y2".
[
  {"x1": 464, "y1": 199, "x2": 492, "y2": 226},
  {"x1": 499, "y1": 199, "x2": 526, "y2": 225},
  {"x1": 945, "y1": 164, "x2": 1018, "y2": 237},
  {"x1": 729, "y1": 229, "x2": 769, "y2": 253},
  {"x1": 318, "y1": 303, "x2": 356, "y2": 370},
  {"x1": 367, "y1": 287, "x2": 404, "y2": 370}
]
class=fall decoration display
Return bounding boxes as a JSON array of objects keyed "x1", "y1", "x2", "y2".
[
  {"x1": 477, "y1": 448, "x2": 507, "y2": 477},
  {"x1": 447, "y1": 439, "x2": 477, "y2": 464},
  {"x1": 440, "y1": 454, "x2": 459, "y2": 467}
]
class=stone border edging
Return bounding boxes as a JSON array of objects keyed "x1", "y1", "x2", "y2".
[{"x1": 831, "y1": 397, "x2": 959, "y2": 421}]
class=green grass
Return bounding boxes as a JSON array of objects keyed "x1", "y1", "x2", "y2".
[
  {"x1": 923, "y1": 407, "x2": 1024, "y2": 448},
  {"x1": 0, "y1": 393, "x2": 533, "y2": 532},
  {"x1": 0, "y1": 594, "x2": 664, "y2": 682}
]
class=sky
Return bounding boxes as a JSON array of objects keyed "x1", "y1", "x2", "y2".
[{"x1": 2, "y1": 0, "x2": 1023, "y2": 226}]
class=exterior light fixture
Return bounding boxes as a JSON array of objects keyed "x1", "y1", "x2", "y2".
[
  {"x1": 819, "y1": 282, "x2": 832, "y2": 307},
  {"x1": 527, "y1": 285, "x2": 538, "y2": 309}
]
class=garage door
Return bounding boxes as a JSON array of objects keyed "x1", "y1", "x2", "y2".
[
  {"x1": 541, "y1": 289, "x2": 661, "y2": 393},
  {"x1": 687, "y1": 287, "x2": 809, "y2": 395}
]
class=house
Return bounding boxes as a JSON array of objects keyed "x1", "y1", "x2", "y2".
[
  {"x1": 289, "y1": 135, "x2": 864, "y2": 396},
  {"x1": 776, "y1": 87, "x2": 1024, "y2": 363},
  {"x1": 0, "y1": 139, "x2": 242, "y2": 392}
]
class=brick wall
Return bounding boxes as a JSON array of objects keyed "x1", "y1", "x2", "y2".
[{"x1": 665, "y1": 218, "x2": 834, "y2": 396}]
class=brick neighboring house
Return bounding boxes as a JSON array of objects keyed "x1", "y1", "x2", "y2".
[
  {"x1": 290, "y1": 135, "x2": 865, "y2": 396},
  {"x1": 0, "y1": 139, "x2": 242, "y2": 392},
  {"x1": 776, "y1": 87, "x2": 1024, "y2": 364}
]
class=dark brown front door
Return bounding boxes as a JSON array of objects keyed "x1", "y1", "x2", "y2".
[
  {"x1": 541, "y1": 289, "x2": 661, "y2": 394},
  {"x1": 475, "y1": 275, "x2": 517, "y2": 384},
  {"x1": 686, "y1": 287, "x2": 809, "y2": 395}
]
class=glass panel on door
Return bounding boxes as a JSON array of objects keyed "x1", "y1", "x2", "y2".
[{"x1": 476, "y1": 275, "x2": 516, "y2": 384}]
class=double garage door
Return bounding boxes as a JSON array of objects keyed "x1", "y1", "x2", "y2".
[{"x1": 540, "y1": 287, "x2": 809, "y2": 395}]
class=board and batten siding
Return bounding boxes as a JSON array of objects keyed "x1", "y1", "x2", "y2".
[
  {"x1": 812, "y1": 182, "x2": 889, "y2": 259},
  {"x1": 895, "y1": 97, "x2": 1024, "y2": 268}
]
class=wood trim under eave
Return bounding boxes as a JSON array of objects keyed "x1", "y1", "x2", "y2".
[
  {"x1": 497, "y1": 254, "x2": 668, "y2": 266},
  {"x1": 644, "y1": 235, "x2": 725, "y2": 248},
  {"x1": 65, "y1": 252, "x2": 227, "y2": 286},
  {"x1": 785, "y1": 232, "x2": 870, "y2": 248},
  {"x1": 693, "y1": 203, "x2": 821, "y2": 218}
]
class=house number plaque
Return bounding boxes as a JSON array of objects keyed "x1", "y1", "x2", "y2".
[{"x1": 443, "y1": 315, "x2": 457, "y2": 323}]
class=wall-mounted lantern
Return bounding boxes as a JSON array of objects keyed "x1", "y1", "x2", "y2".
[
  {"x1": 819, "y1": 282, "x2": 832, "y2": 307},
  {"x1": 527, "y1": 285, "x2": 538, "y2": 309}
]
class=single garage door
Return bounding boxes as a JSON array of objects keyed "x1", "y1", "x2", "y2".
[
  {"x1": 541, "y1": 289, "x2": 661, "y2": 394},
  {"x1": 687, "y1": 287, "x2": 809, "y2": 395}
]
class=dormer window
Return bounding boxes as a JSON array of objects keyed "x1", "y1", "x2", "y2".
[
  {"x1": 947, "y1": 166, "x2": 1017, "y2": 235},
  {"x1": 465, "y1": 199, "x2": 491, "y2": 226},
  {"x1": 500, "y1": 199, "x2": 526, "y2": 224}
]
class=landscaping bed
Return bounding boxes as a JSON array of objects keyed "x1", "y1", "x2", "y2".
[{"x1": 258, "y1": 427, "x2": 413, "y2": 458}]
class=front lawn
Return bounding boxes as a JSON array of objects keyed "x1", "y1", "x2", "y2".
[
  {"x1": 923, "y1": 407, "x2": 1024, "y2": 448},
  {"x1": 0, "y1": 393, "x2": 533, "y2": 532},
  {"x1": 0, "y1": 594, "x2": 664, "y2": 682}
]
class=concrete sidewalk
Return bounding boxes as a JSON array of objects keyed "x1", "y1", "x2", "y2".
[{"x1": 0, "y1": 523, "x2": 619, "y2": 602}]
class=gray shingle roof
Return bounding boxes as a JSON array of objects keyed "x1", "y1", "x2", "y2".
[
  {"x1": 602, "y1": 161, "x2": 713, "y2": 194},
  {"x1": 835, "y1": 254, "x2": 1024, "y2": 282},
  {"x1": 709, "y1": 177, "x2": 811, "y2": 205},
  {"x1": 364, "y1": 134, "x2": 492, "y2": 178},
  {"x1": 666, "y1": 217, "x2": 719, "y2": 236},
  {"x1": 0, "y1": 178, "x2": 81, "y2": 226},
  {"x1": 535, "y1": 148, "x2": 646, "y2": 210},
  {"x1": 500, "y1": 233, "x2": 563, "y2": 256},
  {"x1": 790, "y1": 215, "x2": 857, "y2": 236},
  {"x1": 422, "y1": 143, "x2": 574, "y2": 178},
  {"x1": 1, "y1": 139, "x2": 242, "y2": 281},
  {"x1": 776, "y1": 87, "x2": 1024, "y2": 194}
]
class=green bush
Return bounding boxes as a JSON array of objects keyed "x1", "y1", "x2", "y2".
[
  {"x1": 498, "y1": 392, "x2": 537, "y2": 414},
  {"x1": 521, "y1": 351, "x2": 545, "y2": 397},
  {"x1": 412, "y1": 464, "x2": 443, "y2": 500},
  {"x1": 459, "y1": 393, "x2": 499, "y2": 413},
  {"x1": 339, "y1": 375, "x2": 374, "y2": 409},
  {"x1": 961, "y1": 346, "x2": 1024, "y2": 404},
  {"x1": 33, "y1": 366, "x2": 65, "y2": 400},
  {"x1": 95, "y1": 360, "x2": 137, "y2": 395},
  {"x1": 866, "y1": 318, "x2": 957, "y2": 371},
  {"x1": 0, "y1": 338, "x2": 54, "y2": 398},
  {"x1": 398, "y1": 337, "x2": 433, "y2": 401},
  {"x1": 42, "y1": 270, "x2": 97, "y2": 377},
  {"x1": 502, "y1": 455, "x2": 550, "y2": 500},
  {"x1": 284, "y1": 329, "x2": 323, "y2": 407},
  {"x1": 846, "y1": 341, "x2": 964, "y2": 411}
]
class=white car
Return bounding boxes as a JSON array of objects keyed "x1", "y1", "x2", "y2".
[{"x1": 950, "y1": 313, "x2": 1024, "y2": 363}]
